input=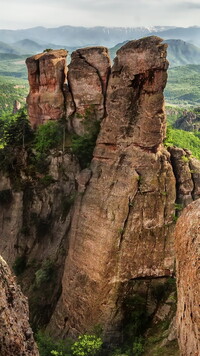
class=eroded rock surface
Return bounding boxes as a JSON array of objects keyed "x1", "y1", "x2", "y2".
[
  {"x1": 0, "y1": 255, "x2": 39, "y2": 356},
  {"x1": 26, "y1": 50, "x2": 67, "y2": 128},
  {"x1": 26, "y1": 47, "x2": 111, "y2": 134},
  {"x1": 48, "y1": 36, "x2": 178, "y2": 339},
  {"x1": 67, "y1": 47, "x2": 111, "y2": 135},
  {"x1": 174, "y1": 199, "x2": 200, "y2": 356},
  {"x1": 0, "y1": 152, "x2": 79, "y2": 328},
  {"x1": 2, "y1": 37, "x2": 200, "y2": 343}
]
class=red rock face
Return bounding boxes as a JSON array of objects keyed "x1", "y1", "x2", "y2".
[
  {"x1": 174, "y1": 199, "x2": 200, "y2": 356},
  {"x1": 0, "y1": 256, "x2": 39, "y2": 356},
  {"x1": 67, "y1": 47, "x2": 111, "y2": 135},
  {"x1": 26, "y1": 47, "x2": 111, "y2": 133},
  {"x1": 48, "y1": 37, "x2": 178, "y2": 339},
  {"x1": 26, "y1": 50, "x2": 67, "y2": 128}
]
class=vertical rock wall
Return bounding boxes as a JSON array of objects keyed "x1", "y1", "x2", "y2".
[
  {"x1": 174, "y1": 199, "x2": 200, "y2": 356},
  {"x1": 0, "y1": 256, "x2": 39, "y2": 356},
  {"x1": 48, "y1": 37, "x2": 178, "y2": 339},
  {"x1": 26, "y1": 50, "x2": 67, "y2": 128}
]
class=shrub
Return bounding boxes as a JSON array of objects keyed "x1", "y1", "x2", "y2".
[
  {"x1": 35, "y1": 259, "x2": 56, "y2": 287},
  {"x1": 132, "y1": 337, "x2": 144, "y2": 356},
  {"x1": 36, "y1": 331, "x2": 73, "y2": 356},
  {"x1": 71, "y1": 334, "x2": 103, "y2": 356},
  {"x1": 71, "y1": 119, "x2": 100, "y2": 169},
  {"x1": 34, "y1": 121, "x2": 62, "y2": 153}
]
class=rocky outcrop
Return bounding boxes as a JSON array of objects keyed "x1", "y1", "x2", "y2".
[
  {"x1": 174, "y1": 199, "x2": 200, "y2": 356},
  {"x1": 67, "y1": 47, "x2": 111, "y2": 135},
  {"x1": 26, "y1": 47, "x2": 111, "y2": 134},
  {"x1": 169, "y1": 147, "x2": 200, "y2": 207},
  {"x1": 0, "y1": 151, "x2": 79, "y2": 328},
  {"x1": 0, "y1": 255, "x2": 39, "y2": 356},
  {"x1": 174, "y1": 109, "x2": 200, "y2": 132},
  {"x1": 48, "y1": 36, "x2": 178, "y2": 339},
  {"x1": 1, "y1": 37, "x2": 200, "y2": 343},
  {"x1": 26, "y1": 50, "x2": 67, "y2": 128}
]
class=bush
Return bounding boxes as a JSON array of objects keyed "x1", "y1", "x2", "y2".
[
  {"x1": 71, "y1": 118, "x2": 100, "y2": 169},
  {"x1": 71, "y1": 334, "x2": 103, "y2": 356},
  {"x1": 36, "y1": 331, "x2": 73, "y2": 356},
  {"x1": 34, "y1": 121, "x2": 62, "y2": 153},
  {"x1": 132, "y1": 338, "x2": 144, "y2": 356},
  {"x1": 35, "y1": 259, "x2": 56, "y2": 287}
]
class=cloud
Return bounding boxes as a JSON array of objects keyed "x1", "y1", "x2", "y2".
[{"x1": 0, "y1": 0, "x2": 199, "y2": 29}]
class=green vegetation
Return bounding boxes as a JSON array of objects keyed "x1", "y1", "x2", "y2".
[
  {"x1": 71, "y1": 109, "x2": 100, "y2": 168},
  {"x1": 36, "y1": 332, "x2": 102, "y2": 356},
  {"x1": 0, "y1": 75, "x2": 28, "y2": 115},
  {"x1": 165, "y1": 65, "x2": 200, "y2": 106},
  {"x1": 164, "y1": 125, "x2": 200, "y2": 159},
  {"x1": 34, "y1": 121, "x2": 63, "y2": 153},
  {"x1": 71, "y1": 335, "x2": 103, "y2": 356},
  {"x1": 0, "y1": 53, "x2": 28, "y2": 114},
  {"x1": 35, "y1": 259, "x2": 56, "y2": 288}
]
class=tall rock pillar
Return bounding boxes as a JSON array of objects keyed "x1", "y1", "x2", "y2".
[
  {"x1": 26, "y1": 49, "x2": 67, "y2": 128},
  {"x1": 49, "y1": 36, "x2": 176, "y2": 339}
]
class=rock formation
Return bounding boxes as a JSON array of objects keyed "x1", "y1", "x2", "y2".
[
  {"x1": 67, "y1": 47, "x2": 111, "y2": 135},
  {"x1": 0, "y1": 36, "x2": 200, "y2": 348},
  {"x1": 48, "y1": 36, "x2": 177, "y2": 339},
  {"x1": 26, "y1": 47, "x2": 111, "y2": 134},
  {"x1": 0, "y1": 255, "x2": 39, "y2": 356},
  {"x1": 26, "y1": 49, "x2": 67, "y2": 128},
  {"x1": 174, "y1": 199, "x2": 200, "y2": 356},
  {"x1": 0, "y1": 152, "x2": 79, "y2": 328}
]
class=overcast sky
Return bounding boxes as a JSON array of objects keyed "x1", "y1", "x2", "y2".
[{"x1": 1, "y1": 0, "x2": 200, "y2": 29}]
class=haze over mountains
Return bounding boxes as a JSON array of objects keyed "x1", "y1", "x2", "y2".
[{"x1": 0, "y1": 25, "x2": 200, "y2": 48}]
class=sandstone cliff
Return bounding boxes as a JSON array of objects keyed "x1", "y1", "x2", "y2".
[
  {"x1": 26, "y1": 49, "x2": 67, "y2": 128},
  {"x1": 47, "y1": 37, "x2": 199, "y2": 340},
  {"x1": 174, "y1": 199, "x2": 200, "y2": 356},
  {"x1": 0, "y1": 37, "x2": 200, "y2": 350},
  {"x1": 0, "y1": 255, "x2": 39, "y2": 356}
]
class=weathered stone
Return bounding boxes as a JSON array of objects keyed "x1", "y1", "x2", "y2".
[
  {"x1": 26, "y1": 50, "x2": 67, "y2": 128},
  {"x1": 0, "y1": 152, "x2": 79, "y2": 328},
  {"x1": 168, "y1": 147, "x2": 194, "y2": 207},
  {"x1": 48, "y1": 36, "x2": 177, "y2": 339},
  {"x1": 174, "y1": 199, "x2": 200, "y2": 356},
  {"x1": 67, "y1": 47, "x2": 111, "y2": 135},
  {"x1": 0, "y1": 256, "x2": 39, "y2": 356}
]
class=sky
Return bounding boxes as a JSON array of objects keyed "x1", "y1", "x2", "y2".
[{"x1": 1, "y1": 0, "x2": 200, "y2": 29}]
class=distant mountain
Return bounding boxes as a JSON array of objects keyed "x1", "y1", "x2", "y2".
[
  {"x1": 165, "y1": 39, "x2": 200, "y2": 67},
  {"x1": 152, "y1": 26, "x2": 200, "y2": 47},
  {"x1": 0, "y1": 26, "x2": 175, "y2": 48},
  {"x1": 0, "y1": 39, "x2": 74, "y2": 56},
  {"x1": 0, "y1": 41, "x2": 19, "y2": 54},
  {"x1": 13, "y1": 39, "x2": 45, "y2": 54},
  {"x1": 109, "y1": 39, "x2": 200, "y2": 67}
]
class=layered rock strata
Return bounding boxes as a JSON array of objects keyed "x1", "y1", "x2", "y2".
[
  {"x1": 0, "y1": 152, "x2": 79, "y2": 328},
  {"x1": 26, "y1": 49, "x2": 67, "y2": 128},
  {"x1": 0, "y1": 255, "x2": 39, "y2": 356},
  {"x1": 26, "y1": 47, "x2": 111, "y2": 134},
  {"x1": 49, "y1": 37, "x2": 178, "y2": 338},
  {"x1": 67, "y1": 47, "x2": 111, "y2": 135},
  {"x1": 174, "y1": 199, "x2": 200, "y2": 356},
  {"x1": 1, "y1": 37, "x2": 200, "y2": 343}
]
